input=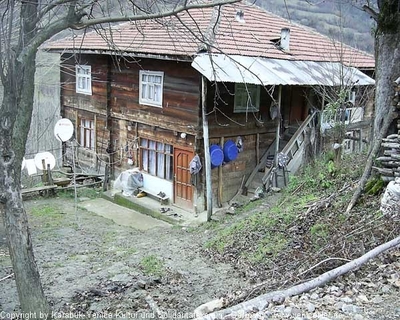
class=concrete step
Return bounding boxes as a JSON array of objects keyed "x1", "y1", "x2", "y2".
[
  {"x1": 101, "y1": 190, "x2": 207, "y2": 226},
  {"x1": 79, "y1": 198, "x2": 171, "y2": 230}
]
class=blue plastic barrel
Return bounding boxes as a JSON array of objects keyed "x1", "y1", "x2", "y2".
[
  {"x1": 209, "y1": 145, "x2": 224, "y2": 168},
  {"x1": 223, "y1": 140, "x2": 238, "y2": 162}
]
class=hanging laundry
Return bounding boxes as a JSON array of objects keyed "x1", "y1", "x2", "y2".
[
  {"x1": 189, "y1": 154, "x2": 202, "y2": 174},
  {"x1": 25, "y1": 159, "x2": 37, "y2": 175}
]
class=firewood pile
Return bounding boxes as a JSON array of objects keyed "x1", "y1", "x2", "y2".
[{"x1": 373, "y1": 77, "x2": 400, "y2": 182}]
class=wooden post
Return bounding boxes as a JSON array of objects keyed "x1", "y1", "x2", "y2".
[
  {"x1": 256, "y1": 133, "x2": 260, "y2": 164},
  {"x1": 274, "y1": 85, "x2": 283, "y2": 187},
  {"x1": 47, "y1": 164, "x2": 53, "y2": 186},
  {"x1": 103, "y1": 164, "x2": 109, "y2": 192},
  {"x1": 217, "y1": 136, "x2": 224, "y2": 208},
  {"x1": 94, "y1": 114, "x2": 98, "y2": 170},
  {"x1": 202, "y1": 76, "x2": 213, "y2": 221},
  {"x1": 41, "y1": 159, "x2": 48, "y2": 185},
  {"x1": 135, "y1": 122, "x2": 139, "y2": 165}
]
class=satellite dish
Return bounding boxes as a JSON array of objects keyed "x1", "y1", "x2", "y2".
[
  {"x1": 34, "y1": 152, "x2": 56, "y2": 170},
  {"x1": 22, "y1": 157, "x2": 26, "y2": 170},
  {"x1": 54, "y1": 118, "x2": 74, "y2": 142}
]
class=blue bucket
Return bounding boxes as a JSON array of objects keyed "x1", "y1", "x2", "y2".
[
  {"x1": 209, "y1": 145, "x2": 224, "y2": 168},
  {"x1": 223, "y1": 140, "x2": 238, "y2": 162}
]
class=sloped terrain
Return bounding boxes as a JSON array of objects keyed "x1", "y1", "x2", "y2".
[{"x1": 1, "y1": 153, "x2": 399, "y2": 319}]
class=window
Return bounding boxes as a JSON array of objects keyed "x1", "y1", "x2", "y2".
[
  {"x1": 139, "y1": 71, "x2": 164, "y2": 107},
  {"x1": 234, "y1": 83, "x2": 260, "y2": 113},
  {"x1": 140, "y1": 139, "x2": 173, "y2": 180},
  {"x1": 321, "y1": 107, "x2": 364, "y2": 132},
  {"x1": 76, "y1": 65, "x2": 92, "y2": 95},
  {"x1": 79, "y1": 119, "x2": 95, "y2": 150}
]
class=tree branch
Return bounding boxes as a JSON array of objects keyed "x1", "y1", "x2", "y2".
[
  {"x1": 195, "y1": 235, "x2": 400, "y2": 319},
  {"x1": 362, "y1": 5, "x2": 379, "y2": 21},
  {"x1": 70, "y1": 0, "x2": 240, "y2": 29}
]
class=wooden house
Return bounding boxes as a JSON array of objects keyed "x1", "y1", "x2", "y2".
[{"x1": 45, "y1": 1, "x2": 375, "y2": 213}]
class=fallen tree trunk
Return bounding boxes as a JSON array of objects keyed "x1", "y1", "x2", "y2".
[{"x1": 194, "y1": 235, "x2": 400, "y2": 320}]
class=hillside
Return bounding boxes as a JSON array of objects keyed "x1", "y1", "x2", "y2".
[
  {"x1": 1, "y1": 152, "x2": 399, "y2": 318},
  {"x1": 255, "y1": 0, "x2": 376, "y2": 53}
]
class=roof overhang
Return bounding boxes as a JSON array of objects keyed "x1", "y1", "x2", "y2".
[
  {"x1": 43, "y1": 48, "x2": 193, "y2": 62},
  {"x1": 192, "y1": 54, "x2": 375, "y2": 86}
]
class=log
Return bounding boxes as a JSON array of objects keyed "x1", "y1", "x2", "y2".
[
  {"x1": 384, "y1": 150, "x2": 400, "y2": 156},
  {"x1": 380, "y1": 162, "x2": 400, "y2": 168},
  {"x1": 376, "y1": 156, "x2": 396, "y2": 162},
  {"x1": 0, "y1": 273, "x2": 14, "y2": 282},
  {"x1": 382, "y1": 176, "x2": 396, "y2": 182},
  {"x1": 195, "y1": 236, "x2": 400, "y2": 320},
  {"x1": 382, "y1": 142, "x2": 400, "y2": 148},
  {"x1": 372, "y1": 166, "x2": 394, "y2": 176}
]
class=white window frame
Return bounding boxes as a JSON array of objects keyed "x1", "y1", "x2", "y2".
[
  {"x1": 140, "y1": 138, "x2": 173, "y2": 180},
  {"x1": 139, "y1": 70, "x2": 164, "y2": 107},
  {"x1": 76, "y1": 65, "x2": 92, "y2": 95},
  {"x1": 234, "y1": 83, "x2": 260, "y2": 113},
  {"x1": 79, "y1": 118, "x2": 95, "y2": 150}
]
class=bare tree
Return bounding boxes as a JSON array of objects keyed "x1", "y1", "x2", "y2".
[
  {"x1": 346, "y1": 0, "x2": 400, "y2": 212},
  {"x1": 0, "y1": 0, "x2": 239, "y2": 314}
]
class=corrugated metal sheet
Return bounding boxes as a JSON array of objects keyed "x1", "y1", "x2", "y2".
[{"x1": 192, "y1": 54, "x2": 375, "y2": 86}]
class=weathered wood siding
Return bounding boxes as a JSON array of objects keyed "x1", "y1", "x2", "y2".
[
  {"x1": 107, "y1": 58, "x2": 200, "y2": 173},
  {"x1": 205, "y1": 82, "x2": 278, "y2": 203},
  {"x1": 110, "y1": 58, "x2": 200, "y2": 134},
  {"x1": 62, "y1": 107, "x2": 109, "y2": 172},
  {"x1": 59, "y1": 52, "x2": 315, "y2": 208},
  {"x1": 61, "y1": 54, "x2": 109, "y2": 116},
  {"x1": 203, "y1": 83, "x2": 311, "y2": 203}
]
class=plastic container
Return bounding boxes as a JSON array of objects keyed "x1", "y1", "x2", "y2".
[
  {"x1": 209, "y1": 144, "x2": 224, "y2": 168},
  {"x1": 223, "y1": 140, "x2": 238, "y2": 162}
]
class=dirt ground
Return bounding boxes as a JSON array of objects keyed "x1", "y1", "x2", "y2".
[
  {"x1": 1, "y1": 195, "x2": 399, "y2": 320},
  {"x1": 0, "y1": 197, "x2": 248, "y2": 318}
]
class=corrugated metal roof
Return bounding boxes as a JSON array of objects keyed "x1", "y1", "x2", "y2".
[{"x1": 192, "y1": 54, "x2": 375, "y2": 86}]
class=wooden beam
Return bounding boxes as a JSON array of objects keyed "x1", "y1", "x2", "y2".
[
  {"x1": 274, "y1": 86, "x2": 282, "y2": 187},
  {"x1": 202, "y1": 77, "x2": 213, "y2": 221},
  {"x1": 218, "y1": 136, "x2": 224, "y2": 208}
]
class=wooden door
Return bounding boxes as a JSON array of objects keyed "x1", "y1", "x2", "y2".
[{"x1": 174, "y1": 148, "x2": 193, "y2": 209}]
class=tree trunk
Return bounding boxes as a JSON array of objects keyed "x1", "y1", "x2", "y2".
[
  {"x1": 346, "y1": 30, "x2": 399, "y2": 213},
  {"x1": 0, "y1": 47, "x2": 51, "y2": 317},
  {"x1": 0, "y1": 202, "x2": 51, "y2": 314}
]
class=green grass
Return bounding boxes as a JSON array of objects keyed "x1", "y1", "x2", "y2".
[
  {"x1": 57, "y1": 187, "x2": 102, "y2": 199},
  {"x1": 247, "y1": 233, "x2": 288, "y2": 263},
  {"x1": 30, "y1": 205, "x2": 62, "y2": 218},
  {"x1": 310, "y1": 223, "x2": 330, "y2": 249},
  {"x1": 140, "y1": 255, "x2": 165, "y2": 276},
  {"x1": 30, "y1": 205, "x2": 66, "y2": 230},
  {"x1": 204, "y1": 152, "x2": 369, "y2": 267}
]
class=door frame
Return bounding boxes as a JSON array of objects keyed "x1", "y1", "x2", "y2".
[{"x1": 173, "y1": 146, "x2": 194, "y2": 209}]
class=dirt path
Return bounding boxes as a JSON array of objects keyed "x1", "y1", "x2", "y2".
[
  {"x1": 1, "y1": 195, "x2": 399, "y2": 320},
  {"x1": 0, "y1": 197, "x2": 247, "y2": 317}
]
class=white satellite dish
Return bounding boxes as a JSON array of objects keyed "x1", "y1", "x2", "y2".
[
  {"x1": 34, "y1": 152, "x2": 56, "y2": 170},
  {"x1": 54, "y1": 118, "x2": 74, "y2": 142}
]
